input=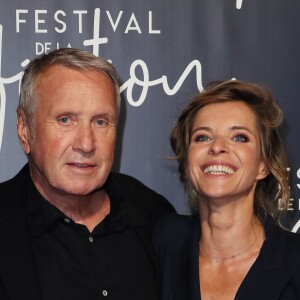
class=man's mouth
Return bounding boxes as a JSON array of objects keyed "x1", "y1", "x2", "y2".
[{"x1": 67, "y1": 163, "x2": 95, "y2": 168}]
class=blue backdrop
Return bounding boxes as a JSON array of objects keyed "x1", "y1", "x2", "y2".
[{"x1": 0, "y1": 0, "x2": 300, "y2": 232}]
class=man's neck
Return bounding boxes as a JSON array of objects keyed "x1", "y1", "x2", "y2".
[{"x1": 34, "y1": 182, "x2": 111, "y2": 232}]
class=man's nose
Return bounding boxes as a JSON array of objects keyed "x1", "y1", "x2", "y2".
[{"x1": 72, "y1": 123, "x2": 96, "y2": 154}]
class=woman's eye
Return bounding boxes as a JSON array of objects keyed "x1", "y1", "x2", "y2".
[
  {"x1": 195, "y1": 134, "x2": 210, "y2": 142},
  {"x1": 233, "y1": 134, "x2": 248, "y2": 142}
]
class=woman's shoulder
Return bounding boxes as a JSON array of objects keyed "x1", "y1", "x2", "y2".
[
  {"x1": 153, "y1": 213, "x2": 199, "y2": 251},
  {"x1": 267, "y1": 222, "x2": 300, "y2": 269},
  {"x1": 282, "y1": 228, "x2": 300, "y2": 254},
  {"x1": 268, "y1": 218, "x2": 300, "y2": 245}
]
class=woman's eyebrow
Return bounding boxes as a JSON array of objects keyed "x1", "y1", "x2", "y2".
[
  {"x1": 230, "y1": 125, "x2": 254, "y2": 135},
  {"x1": 191, "y1": 125, "x2": 254, "y2": 135},
  {"x1": 191, "y1": 126, "x2": 211, "y2": 135}
]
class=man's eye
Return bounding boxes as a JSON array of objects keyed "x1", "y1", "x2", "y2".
[
  {"x1": 233, "y1": 134, "x2": 248, "y2": 142},
  {"x1": 195, "y1": 135, "x2": 210, "y2": 142},
  {"x1": 95, "y1": 119, "x2": 109, "y2": 127},
  {"x1": 58, "y1": 116, "x2": 71, "y2": 124}
]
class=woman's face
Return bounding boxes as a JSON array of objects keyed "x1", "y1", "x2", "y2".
[{"x1": 187, "y1": 101, "x2": 268, "y2": 205}]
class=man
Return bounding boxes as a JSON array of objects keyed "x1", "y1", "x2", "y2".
[{"x1": 0, "y1": 48, "x2": 174, "y2": 300}]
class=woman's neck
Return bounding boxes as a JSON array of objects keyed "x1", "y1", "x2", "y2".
[{"x1": 198, "y1": 198, "x2": 264, "y2": 261}]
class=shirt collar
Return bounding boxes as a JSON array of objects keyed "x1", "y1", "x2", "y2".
[
  {"x1": 98, "y1": 173, "x2": 148, "y2": 233},
  {"x1": 25, "y1": 167, "x2": 147, "y2": 237},
  {"x1": 25, "y1": 173, "x2": 64, "y2": 237}
]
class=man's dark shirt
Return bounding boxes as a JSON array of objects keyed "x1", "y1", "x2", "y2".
[{"x1": 0, "y1": 165, "x2": 174, "y2": 300}]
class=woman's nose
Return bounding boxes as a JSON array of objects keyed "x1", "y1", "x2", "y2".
[{"x1": 208, "y1": 137, "x2": 229, "y2": 155}]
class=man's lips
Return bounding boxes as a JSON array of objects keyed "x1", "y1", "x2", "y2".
[{"x1": 66, "y1": 163, "x2": 96, "y2": 168}]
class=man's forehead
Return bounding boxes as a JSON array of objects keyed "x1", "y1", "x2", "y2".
[
  {"x1": 36, "y1": 64, "x2": 114, "y2": 85},
  {"x1": 34, "y1": 66, "x2": 117, "y2": 113}
]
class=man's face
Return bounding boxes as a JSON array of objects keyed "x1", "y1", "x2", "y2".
[{"x1": 18, "y1": 65, "x2": 117, "y2": 199}]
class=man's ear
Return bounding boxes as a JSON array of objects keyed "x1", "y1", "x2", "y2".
[{"x1": 17, "y1": 109, "x2": 32, "y2": 154}]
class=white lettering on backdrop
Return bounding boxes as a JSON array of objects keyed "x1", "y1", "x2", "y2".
[
  {"x1": 0, "y1": 25, "x2": 30, "y2": 152},
  {"x1": 121, "y1": 59, "x2": 203, "y2": 107},
  {"x1": 0, "y1": 19, "x2": 203, "y2": 149},
  {"x1": 292, "y1": 220, "x2": 300, "y2": 233},
  {"x1": 236, "y1": 0, "x2": 244, "y2": 9}
]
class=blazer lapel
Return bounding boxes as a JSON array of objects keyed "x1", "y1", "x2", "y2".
[
  {"x1": 236, "y1": 261, "x2": 291, "y2": 300},
  {"x1": 172, "y1": 218, "x2": 200, "y2": 300},
  {"x1": 236, "y1": 218, "x2": 293, "y2": 300},
  {"x1": 171, "y1": 252, "x2": 200, "y2": 300}
]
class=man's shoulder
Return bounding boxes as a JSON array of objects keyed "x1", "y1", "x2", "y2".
[
  {"x1": 0, "y1": 165, "x2": 28, "y2": 210},
  {"x1": 107, "y1": 172, "x2": 175, "y2": 217},
  {"x1": 106, "y1": 172, "x2": 175, "y2": 226},
  {"x1": 153, "y1": 213, "x2": 198, "y2": 250},
  {"x1": 0, "y1": 178, "x2": 15, "y2": 211},
  {"x1": 154, "y1": 213, "x2": 198, "y2": 235},
  {"x1": 108, "y1": 172, "x2": 157, "y2": 192}
]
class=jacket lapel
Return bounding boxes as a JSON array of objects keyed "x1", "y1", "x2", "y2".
[
  {"x1": 172, "y1": 217, "x2": 200, "y2": 300},
  {"x1": 236, "y1": 260, "x2": 291, "y2": 300},
  {"x1": 236, "y1": 218, "x2": 293, "y2": 300},
  {"x1": 171, "y1": 252, "x2": 200, "y2": 300},
  {"x1": 169, "y1": 215, "x2": 294, "y2": 300}
]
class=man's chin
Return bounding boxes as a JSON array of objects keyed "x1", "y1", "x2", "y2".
[{"x1": 61, "y1": 185, "x2": 100, "y2": 197}]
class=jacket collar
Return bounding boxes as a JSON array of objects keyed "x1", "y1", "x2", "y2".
[
  {"x1": 236, "y1": 216, "x2": 292, "y2": 300},
  {"x1": 171, "y1": 216, "x2": 201, "y2": 300},
  {"x1": 171, "y1": 215, "x2": 293, "y2": 300}
]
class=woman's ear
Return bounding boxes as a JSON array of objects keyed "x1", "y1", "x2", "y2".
[
  {"x1": 256, "y1": 162, "x2": 269, "y2": 180},
  {"x1": 17, "y1": 109, "x2": 32, "y2": 154}
]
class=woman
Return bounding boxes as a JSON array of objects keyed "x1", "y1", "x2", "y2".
[{"x1": 154, "y1": 80, "x2": 300, "y2": 300}]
